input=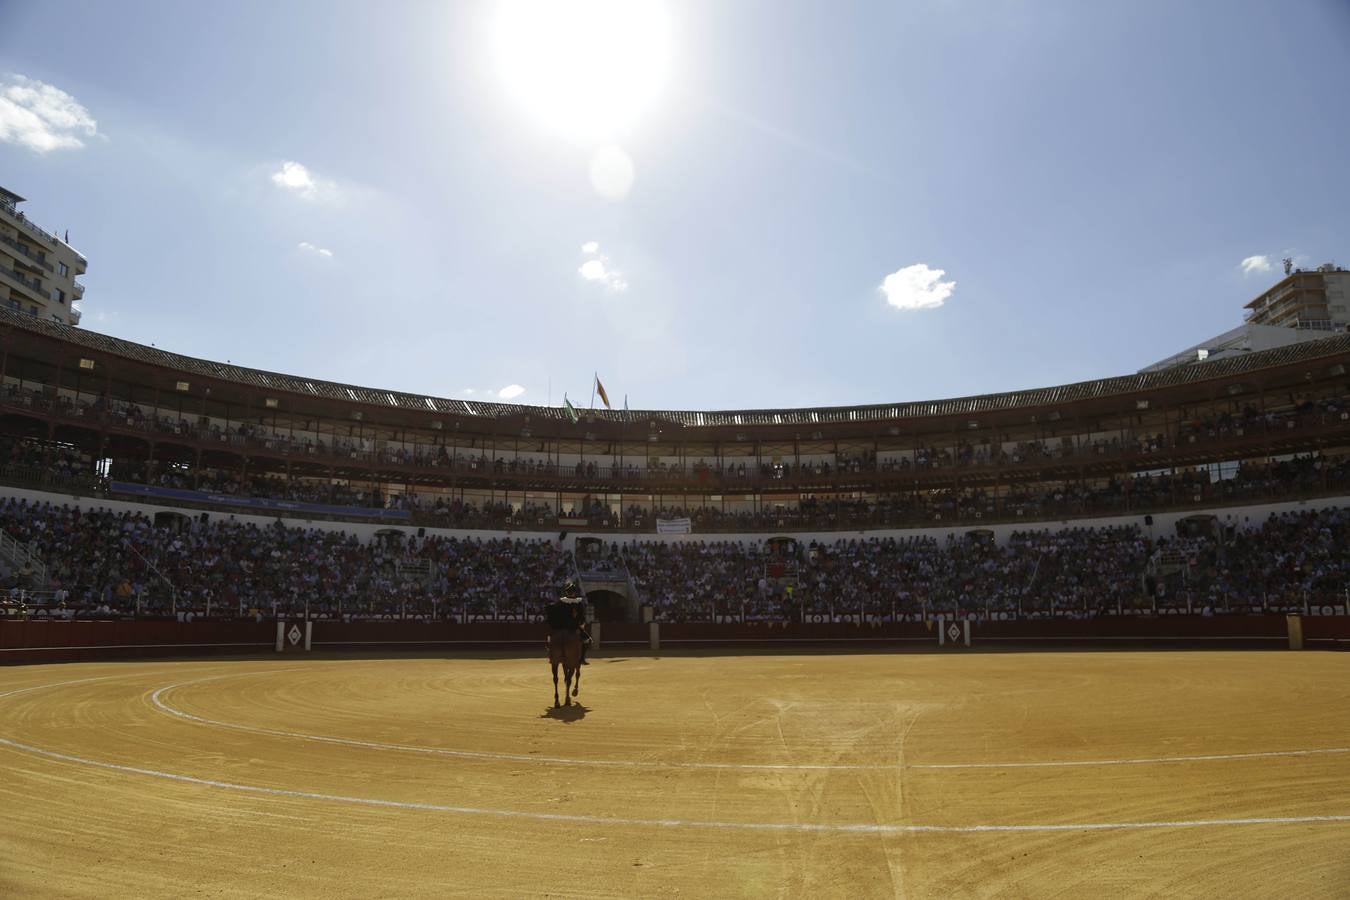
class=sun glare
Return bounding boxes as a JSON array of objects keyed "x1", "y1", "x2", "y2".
[{"x1": 492, "y1": 0, "x2": 672, "y2": 143}]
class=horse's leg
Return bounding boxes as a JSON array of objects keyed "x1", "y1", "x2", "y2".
[
  {"x1": 563, "y1": 664, "x2": 573, "y2": 706},
  {"x1": 552, "y1": 660, "x2": 560, "y2": 707},
  {"x1": 572, "y1": 651, "x2": 581, "y2": 697}
]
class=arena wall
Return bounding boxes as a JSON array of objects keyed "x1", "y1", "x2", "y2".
[{"x1": 4, "y1": 616, "x2": 1348, "y2": 664}]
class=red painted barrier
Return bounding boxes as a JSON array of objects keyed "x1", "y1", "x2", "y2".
[
  {"x1": 1302, "y1": 615, "x2": 1350, "y2": 648},
  {"x1": 599, "y1": 623, "x2": 648, "y2": 646},
  {"x1": 308, "y1": 620, "x2": 540, "y2": 651},
  {"x1": 974, "y1": 615, "x2": 1291, "y2": 649},
  {"x1": 0, "y1": 619, "x2": 276, "y2": 664},
  {"x1": 660, "y1": 621, "x2": 932, "y2": 646},
  {"x1": 2, "y1": 614, "x2": 1345, "y2": 664}
]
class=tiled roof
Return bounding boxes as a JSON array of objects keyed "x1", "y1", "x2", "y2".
[{"x1": 4, "y1": 307, "x2": 1348, "y2": 428}]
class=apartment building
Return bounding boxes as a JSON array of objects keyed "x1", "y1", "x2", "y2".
[
  {"x1": 0, "y1": 186, "x2": 87, "y2": 326},
  {"x1": 1244, "y1": 263, "x2": 1349, "y2": 332},
  {"x1": 1141, "y1": 261, "x2": 1348, "y2": 372}
]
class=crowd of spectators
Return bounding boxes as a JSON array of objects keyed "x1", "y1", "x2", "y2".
[
  {"x1": 0, "y1": 496, "x2": 568, "y2": 620},
  {"x1": 619, "y1": 527, "x2": 1153, "y2": 623},
  {"x1": 2, "y1": 490, "x2": 1347, "y2": 623},
  {"x1": 1180, "y1": 506, "x2": 1350, "y2": 613},
  {"x1": 3, "y1": 418, "x2": 1348, "y2": 537},
  {"x1": 112, "y1": 463, "x2": 387, "y2": 509},
  {"x1": 3, "y1": 377, "x2": 1347, "y2": 496},
  {"x1": 0, "y1": 436, "x2": 90, "y2": 486},
  {"x1": 620, "y1": 510, "x2": 1347, "y2": 623},
  {"x1": 6, "y1": 436, "x2": 1348, "y2": 537},
  {"x1": 626, "y1": 454, "x2": 1350, "y2": 532}
]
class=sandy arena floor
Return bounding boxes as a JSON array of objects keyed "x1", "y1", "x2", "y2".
[{"x1": 1, "y1": 650, "x2": 1347, "y2": 898}]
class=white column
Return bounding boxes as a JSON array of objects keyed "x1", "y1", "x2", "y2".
[
  {"x1": 275, "y1": 621, "x2": 285, "y2": 653},
  {"x1": 304, "y1": 620, "x2": 313, "y2": 652},
  {"x1": 650, "y1": 621, "x2": 660, "y2": 651}
]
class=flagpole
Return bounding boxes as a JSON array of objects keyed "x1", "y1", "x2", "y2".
[{"x1": 590, "y1": 372, "x2": 597, "y2": 410}]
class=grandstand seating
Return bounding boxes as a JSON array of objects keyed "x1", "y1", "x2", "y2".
[
  {"x1": 0, "y1": 307, "x2": 1349, "y2": 536},
  {"x1": 3, "y1": 494, "x2": 1346, "y2": 623},
  {"x1": 0, "y1": 307, "x2": 1349, "y2": 624}
]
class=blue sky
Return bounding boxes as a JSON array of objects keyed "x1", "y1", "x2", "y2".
[{"x1": 1, "y1": 0, "x2": 1347, "y2": 412}]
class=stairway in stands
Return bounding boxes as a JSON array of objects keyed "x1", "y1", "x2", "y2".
[{"x1": 0, "y1": 529, "x2": 46, "y2": 588}]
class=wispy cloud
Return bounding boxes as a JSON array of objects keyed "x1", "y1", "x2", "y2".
[
  {"x1": 461, "y1": 388, "x2": 476, "y2": 396},
  {"x1": 498, "y1": 384, "x2": 525, "y2": 400},
  {"x1": 298, "y1": 241, "x2": 334, "y2": 258},
  {"x1": 578, "y1": 242, "x2": 628, "y2": 292},
  {"x1": 270, "y1": 160, "x2": 338, "y2": 201},
  {"x1": 0, "y1": 74, "x2": 99, "y2": 153},
  {"x1": 880, "y1": 263, "x2": 955, "y2": 311},
  {"x1": 1240, "y1": 255, "x2": 1272, "y2": 276}
]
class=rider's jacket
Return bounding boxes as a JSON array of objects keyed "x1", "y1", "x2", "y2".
[{"x1": 547, "y1": 600, "x2": 580, "y2": 631}]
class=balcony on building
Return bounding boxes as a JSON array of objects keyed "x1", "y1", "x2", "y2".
[
  {"x1": 0, "y1": 264, "x2": 51, "y2": 300},
  {"x1": 0, "y1": 234, "x2": 54, "y2": 273}
]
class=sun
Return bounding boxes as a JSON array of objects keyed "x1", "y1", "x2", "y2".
[{"x1": 492, "y1": 0, "x2": 672, "y2": 143}]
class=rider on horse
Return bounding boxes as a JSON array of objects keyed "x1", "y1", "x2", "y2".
[{"x1": 547, "y1": 581, "x2": 591, "y2": 665}]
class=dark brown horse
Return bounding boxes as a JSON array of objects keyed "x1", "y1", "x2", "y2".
[{"x1": 548, "y1": 628, "x2": 583, "y2": 707}]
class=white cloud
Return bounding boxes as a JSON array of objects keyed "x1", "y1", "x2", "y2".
[
  {"x1": 0, "y1": 74, "x2": 99, "y2": 153},
  {"x1": 577, "y1": 243, "x2": 628, "y2": 292},
  {"x1": 461, "y1": 388, "x2": 475, "y2": 396},
  {"x1": 1240, "y1": 255, "x2": 1272, "y2": 276},
  {"x1": 879, "y1": 263, "x2": 955, "y2": 311},
  {"x1": 272, "y1": 161, "x2": 314, "y2": 191},
  {"x1": 497, "y1": 384, "x2": 526, "y2": 400},
  {"x1": 298, "y1": 241, "x2": 334, "y2": 258},
  {"x1": 270, "y1": 160, "x2": 338, "y2": 201}
]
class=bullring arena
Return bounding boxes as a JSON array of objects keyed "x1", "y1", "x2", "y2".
[
  {"x1": 2, "y1": 649, "x2": 1349, "y2": 897},
  {"x1": 1, "y1": 310, "x2": 1350, "y2": 896}
]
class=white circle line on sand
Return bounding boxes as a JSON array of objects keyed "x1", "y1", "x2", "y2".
[
  {"x1": 0, "y1": 671, "x2": 171, "y2": 701},
  {"x1": 150, "y1": 676, "x2": 1350, "y2": 772},
  {"x1": 1, "y1": 734, "x2": 1348, "y2": 835},
  {"x1": 149, "y1": 682, "x2": 889, "y2": 771},
  {"x1": 909, "y1": 747, "x2": 1350, "y2": 769}
]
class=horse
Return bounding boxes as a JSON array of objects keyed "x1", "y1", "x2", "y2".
[{"x1": 548, "y1": 628, "x2": 583, "y2": 707}]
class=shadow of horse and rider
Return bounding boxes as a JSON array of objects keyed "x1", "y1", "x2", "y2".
[{"x1": 540, "y1": 700, "x2": 589, "y2": 722}]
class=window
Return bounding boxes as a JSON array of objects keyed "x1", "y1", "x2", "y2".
[
  {"x1": 54, "y1": 289, "x2": 65, "y2": 304},
  {"x1": 7, "y1": 298, "x2": 19, "y2": 311},
  {"x1": 28, "y1": 305, "x2": 37, "y2": 316},
  {"x1": 58, "y1": 262, "x2": 69, "y2": 277}
]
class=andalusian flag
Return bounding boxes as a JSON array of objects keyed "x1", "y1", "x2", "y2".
[
  {"x1": 564, "y1": 395, "x2": 579, "y2": 424},
  {"x1": 594, "y1": 374, "x2": 612, "y2": 410}
]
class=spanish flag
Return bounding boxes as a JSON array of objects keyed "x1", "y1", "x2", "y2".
[{"x1": 594, "y1": 374, "x2": 612, "y2": 410}]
